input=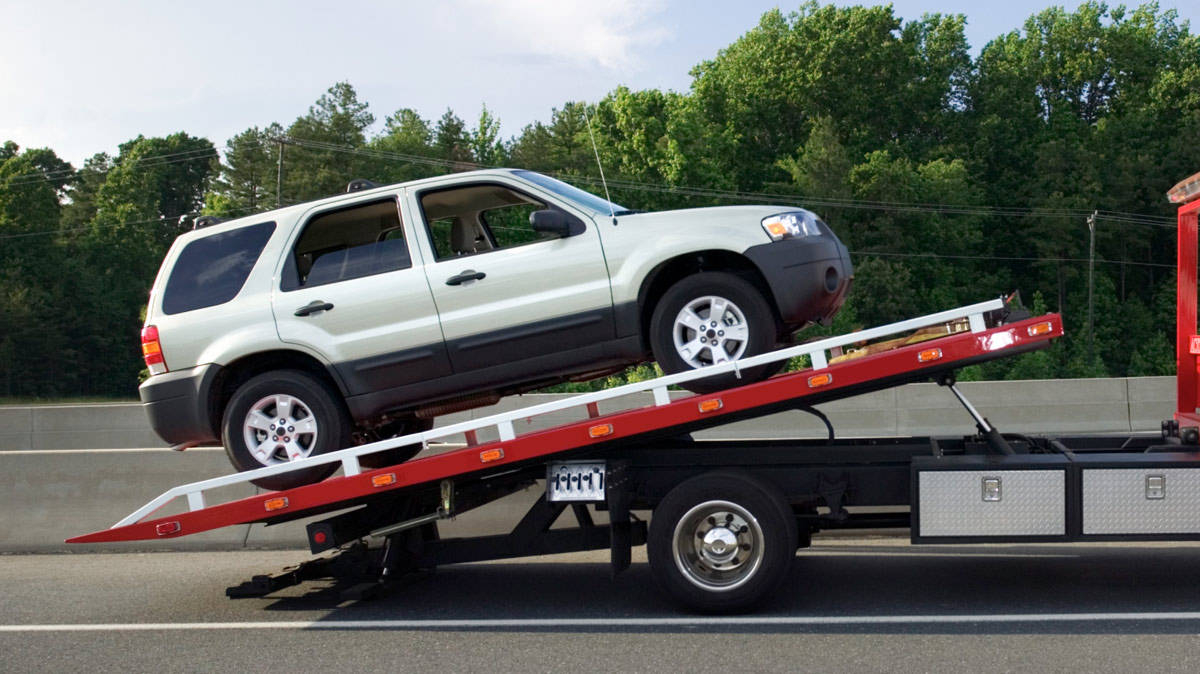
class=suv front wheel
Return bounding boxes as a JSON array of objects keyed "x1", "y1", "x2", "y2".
[
  {"x1": 221, "y1": 369, "x2": 349, "y2": 491},
  {"x1": 649, "y1": 272, "x2": 781, "y2": 393}
]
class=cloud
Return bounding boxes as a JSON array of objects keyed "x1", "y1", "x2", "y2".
[{"x1": 446, "y1": 0, "x2": 672, "y2": 71}]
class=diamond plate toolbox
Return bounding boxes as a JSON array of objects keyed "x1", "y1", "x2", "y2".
[
  {"x1": 917, "y1": 470, "x2": 1066, "y2": 538},
  {"x1": 1082, "y1": 468, "x2": 1200, "y2": 534}
]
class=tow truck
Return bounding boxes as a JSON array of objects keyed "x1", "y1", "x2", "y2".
[{"x1": 69, "y1": 173, "x2": 1200, "y2": 612}]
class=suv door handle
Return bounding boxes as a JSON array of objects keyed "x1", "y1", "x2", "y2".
[
  {"x1": 445, "y1": 270, "x2": 486, "y2": 286},
  {"x1": 294, "y1": 300, "x2": 334, "y2": 317}
]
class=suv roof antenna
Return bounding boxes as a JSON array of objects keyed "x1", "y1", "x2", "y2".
[{"x1": 581, "y1": 104, "x2": 617, "y2": 225}]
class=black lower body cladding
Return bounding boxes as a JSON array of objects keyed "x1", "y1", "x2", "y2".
[
  {"x1": 743, "y1": 236, "x2": 853, "y2": 326},
  {"x1": 139, "y1": 363, "x2": 221, "y2": 447}
]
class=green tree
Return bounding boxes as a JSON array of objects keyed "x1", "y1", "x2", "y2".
[
  {"x1": 470, "y1": 105, "x2": 505, "y2": 166},
  {"x1": 284, "y1": 82, "x2": 376, "y2": 200},
  {"x1": 208, "y1": 124, "x2": 281, "y2": 216},
  {"x1": 433, "y1": 109, "x2": 474, "y2": 167}
]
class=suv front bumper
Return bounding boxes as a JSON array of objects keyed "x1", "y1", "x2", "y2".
[
  {"x1": 744, "y1": 236, "x2": 853, "y2": 327},
  {"x1": 139, "y1": 363, "x2": 222, "y2": 447}
]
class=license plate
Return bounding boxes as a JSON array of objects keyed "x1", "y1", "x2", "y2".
[{"x1": 547, "y1": 462, "x2": 606, "y2": 502}]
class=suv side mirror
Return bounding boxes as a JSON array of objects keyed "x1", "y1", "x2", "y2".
[{"x1": 530, "y1": 210, "x2": 582, "y2": 237}]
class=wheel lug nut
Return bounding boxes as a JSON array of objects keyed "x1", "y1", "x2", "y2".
[
  {"x1": 718, "y1": 330, "x2": 724, "y2": 337},
  {"x1": 740, "y1": 543, "x2": 751, "y2": 551},
  {"x1": 710, "y1": 321, "x2": 717, "y2": 327},
  {"x1": 707, "y1": 516, "x2": 716, "y2": 525},
  {"x1": 288, "y1": 426, "x2": 294, "y2": 433},
  {"x1": 739, "y1": 525, "x2": 748, "y2": 533}
]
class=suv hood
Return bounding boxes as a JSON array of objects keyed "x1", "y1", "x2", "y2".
[{"x1": 613, "y1": 205, "x2": 809, "y2": 230}]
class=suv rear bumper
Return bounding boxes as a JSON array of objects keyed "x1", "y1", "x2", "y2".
[
  {"x1": 744, "y1": 236, "x2": 853, "y2": 327},
  {"x1": 139, "y1": 364, "x2": 221, "y2": 447}
]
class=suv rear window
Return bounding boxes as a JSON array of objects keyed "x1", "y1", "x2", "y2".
[{"x1": 161, "y1": 221, "x2": 275, "y2": 315}]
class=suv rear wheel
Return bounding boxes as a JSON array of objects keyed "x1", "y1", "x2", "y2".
[
  {"x1": 222, "y1": 370, "x2": 349, "y2": 491},
  {"x1": 649, "y1": 272, "x2": 781, "y2": 393}
]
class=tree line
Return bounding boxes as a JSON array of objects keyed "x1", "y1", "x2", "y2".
[{"x1": 1, "y1": 1, "x2": 1198, "y2": 399}]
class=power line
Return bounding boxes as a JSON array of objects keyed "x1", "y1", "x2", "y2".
[
  {"x1": 3, "y1": 148, "x2": 220, "y2": 189},
  {"x1": 275, "y1": 135, "x2": 1176, "y2": 228},
  {"x1": 0, "y1": 204, "x2": 264, "y2": 242}
]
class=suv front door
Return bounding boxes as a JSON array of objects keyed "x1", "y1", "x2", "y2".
[
  {"x1": 272, "y1": 194, "x2": 450, "y2": 397},
  {"x1": 406, "y1": 179, "x2": 613, "y2": 374}
]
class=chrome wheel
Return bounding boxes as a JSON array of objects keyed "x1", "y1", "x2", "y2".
[
  {"x1": 241, "y1": 393, "x2": 319, "y2": 466},
  {"x1": 672, "y1": 499, "x2": 764, "y2": 592},
  {"x1": 672, "y1": 295, "x2": 750, "y2": 368}
]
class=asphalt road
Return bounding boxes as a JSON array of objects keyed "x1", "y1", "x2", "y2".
[{"x1": 5, "y1": 540, "x2": 1200, "y2": 672}]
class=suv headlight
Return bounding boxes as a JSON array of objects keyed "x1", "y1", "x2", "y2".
[{"x1": 761, "y1": 211, "x2": 821, "y2": 241}]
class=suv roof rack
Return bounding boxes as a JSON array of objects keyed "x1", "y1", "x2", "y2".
[
  {"x1": 346, "y1": 178, "x2": 381, "y2": 193},
  {"x1": 192, "y1": 215, "x2": 225, "y2": 229}
]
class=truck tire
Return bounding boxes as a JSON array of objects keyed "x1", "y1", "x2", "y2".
[
  {"x1": 649, "y1": 272, "x2": 780, "y2": 393},
  {"x1": 648, "y1": 470, "x2": 797, "y2": 613},
  {"x1": 358, "y1": 417, "x2": 435, "y2": 468},
  {"x1": 222, "y1": 369, "x2": 348, "y2": 491}
]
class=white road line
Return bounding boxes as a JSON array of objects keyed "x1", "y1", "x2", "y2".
[{"x1": 5, "y1": 612, "x2": 1200, "y2": 632}]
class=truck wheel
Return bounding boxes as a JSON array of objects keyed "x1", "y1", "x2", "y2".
[
  {"x1": 648, "y1": 470, "x2": 797, "y2": 613},
  {"x1": 359, "y1": 417, "x2": 435, "y2": 468},
  {"x1": 222, "y1": 370, "x2": 348, "y2": 491},
  {"x1": 649, "y1": 272, "x2": 780, "y2": 393}
]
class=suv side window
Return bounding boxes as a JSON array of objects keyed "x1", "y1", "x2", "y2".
[
  {"x1": 282, "y1": 198, "x2": 411, "y2": 291},
  {"x1": 418, "y1": 183, "x2": 563, "y2": 260},
  {"x1": 161, "y1": 221, "x2": 275, "y2": 315}
]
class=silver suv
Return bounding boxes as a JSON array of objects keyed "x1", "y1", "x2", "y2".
[{"x1": 140, "y1": 169, "x2": 851, "y2": 489}]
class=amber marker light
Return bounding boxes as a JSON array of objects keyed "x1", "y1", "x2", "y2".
[
  {"x1": 479, "y1": 448, "x2": 505, "y2": 463},
  {"x1": 588, "y1": 424, "x2": 614, "y2": 438},
  {"x1": 918, "y1": 348, "x2": 943, "y2": 363},
  {"x1": 698, "y1": 398, "x2": 724, "y2": 413},
  {"x1": 1027, "y1": 321, "x2": 1054, "y2": 337},
  {"x1": 263, "y1": 497, "x2": 289, "y2": 512},
  {"x1": 808, "y1": 373, "x2": 833, "y2": 388},
  {"x1": 371, "y1": 473, "x2": 397, "y2": 488}
]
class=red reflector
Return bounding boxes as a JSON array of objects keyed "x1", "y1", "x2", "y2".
[
  {"x1": 808, "y1": 373, "x2": 833, "y2": 388},
  {"x1": 264, "y1": 497, "x2": 289, "y2": 512},
  {"x1": 156, "y1": 521, "x2": 181, "y2": 536},
  {"x1": 1190, "y1": 335, "x2": 1200, "y2": 355},
  {"x1": 479, "y1": 448, "x2": 504, "y2": 463},
  {"x1": 312, "y1": 531, "x2": 327, "y2": 545}
]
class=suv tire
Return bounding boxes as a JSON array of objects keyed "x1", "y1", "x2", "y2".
[
  {"x1": 222, "y1": 369, "x2": 349, "y2": 491},
  {"x1": 649, "y1": 272, "x2": 780, "y2": 393}
]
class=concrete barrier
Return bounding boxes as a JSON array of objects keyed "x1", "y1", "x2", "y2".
[{"x1": 0, "y1": 376, "x2": 1179, "y2": 552}]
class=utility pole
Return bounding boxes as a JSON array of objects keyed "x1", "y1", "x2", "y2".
[
  {"x1": 1087, "y1": 210, "x2": 1097, "y2": 364},
  {"x1": 276, "y1": 138, "x2": 285, "y2": 209}
]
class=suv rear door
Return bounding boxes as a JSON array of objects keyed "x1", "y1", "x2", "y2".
[
  {"x1": 406, "y1": 178, "x2": 613, "y2": 374},
  {"x1": 272, "y1": 193, "x2": 450, "y2": 397}
]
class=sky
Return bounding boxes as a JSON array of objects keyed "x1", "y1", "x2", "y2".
[{"x1": 2, "y1": 0, "x2": 1198, "y2": 167}]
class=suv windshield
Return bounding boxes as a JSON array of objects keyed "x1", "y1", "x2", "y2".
[{"x1": 513, "y1": 170, "x2": 630, "y2": 216}]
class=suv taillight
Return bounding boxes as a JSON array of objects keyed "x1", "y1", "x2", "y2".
[{"x1": 141, "y1": 325, "x2": 168, "y2": 375}]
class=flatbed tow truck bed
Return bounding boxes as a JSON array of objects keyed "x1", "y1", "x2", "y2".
[{"x1": 64, "y1": 182, "x2": 1200, "y2": 612}]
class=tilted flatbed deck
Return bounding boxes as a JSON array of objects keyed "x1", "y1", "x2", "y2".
[{"x1": 70, "y1": 299, "x2": 1057, "y2": 546}]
